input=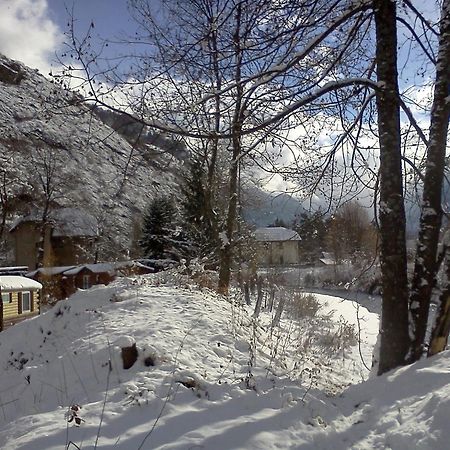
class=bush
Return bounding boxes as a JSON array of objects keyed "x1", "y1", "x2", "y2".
[{"x1": 287, "y1": 292, "x2": 321, "y2": 320}]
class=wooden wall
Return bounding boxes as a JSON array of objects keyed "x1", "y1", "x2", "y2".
[{"x1": 2, "y1": 290, "x2": 40, "y2": 329}]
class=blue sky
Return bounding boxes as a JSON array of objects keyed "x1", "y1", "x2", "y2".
[
  {"x1": 0, "y1": 0, "x2": 134, "y2": 73},
  {"x1": 47, "y1": 0, "x2": 132, "y2": 42},
  {"x1": 0, "y1": 0, "x2": 438, "y2": 83}
]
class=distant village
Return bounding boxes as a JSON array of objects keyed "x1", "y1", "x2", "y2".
[{"x1": 0, "y1": 203, "x2": 354, "y2": 332}]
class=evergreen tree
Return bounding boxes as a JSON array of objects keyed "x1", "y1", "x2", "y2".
[
  {"x1": 180, "y1": 159, "x2": 219, "y2": 260},
  {"x1": 293, "y1": 211, "x2": 327, "y2": 262},
  {"x1": 140, "y1": 197, "x2": 176, "y2": 259}
]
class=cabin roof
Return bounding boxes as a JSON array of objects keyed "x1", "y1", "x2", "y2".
[
  {"x1": 10, "y1": 208, "x2": 98, "y2": 237},
  {"x1": 254, "y1": 227, "x2": 301, "y2": 242},
  {"x1": 0, "y1": 276, "x2": 42, "y2": 291},
  {"x1": 26, "y1": 266, "x2": 77, "y2": 277},
  {"x1": 63, "y1": 263, "x2": 115, "y2": 276}
]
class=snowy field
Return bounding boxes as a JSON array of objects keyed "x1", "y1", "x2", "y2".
[{"x1": 0, "y1": 272, "x2": 448, "y2": 449}]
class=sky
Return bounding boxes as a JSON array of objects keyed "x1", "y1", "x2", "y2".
[
  {"x1": 0, "y1": 0, "x2": 440, "y2": 76},
  {"x1": 0, "y1": 0, "x2": 132, "y2": 74}
]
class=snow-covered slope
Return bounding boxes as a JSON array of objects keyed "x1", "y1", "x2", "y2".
[
  {"x1": 0, "y1": 54, "x2": 180, "y2": 259},
  {"x1": 0, "y1": 272, "x2": 447, "y2": 449}
]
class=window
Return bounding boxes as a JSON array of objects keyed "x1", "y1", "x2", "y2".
[
  {"x1": 1, "y1": 292, "x2": 11, "y2": 303},
  {"x1": 21, "y1": 292, "x2": 31, "y2": 312},
  {"x1": 82, "y1": 275, "x2": 91, "y2": 289}
]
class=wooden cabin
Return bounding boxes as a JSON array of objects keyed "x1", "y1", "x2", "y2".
[
  {"x1": 62, "y1": 264, "x2": 116, "y2": 295},
  {"x1": 9, "y1": 208, "x2": 98, "y2": 270},
  {"x1": 0, "y1": 276, "x2": 42, "y2": 330},
  {"x1": 26, "y1": 266, "x2": 76, "y2": 305}
]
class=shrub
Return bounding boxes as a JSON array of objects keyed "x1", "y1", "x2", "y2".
[{"x1": 287, "y1": 292, "x2": 321, "y2": 320}]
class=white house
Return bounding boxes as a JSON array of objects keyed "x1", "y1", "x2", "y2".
[{"x1": 254, "y1": 227, "x2": 301, "y2": 266}]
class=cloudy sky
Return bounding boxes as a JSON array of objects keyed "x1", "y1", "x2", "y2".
[{"x1": 0, "y1": 0, "x2": 131, "y2": 74}]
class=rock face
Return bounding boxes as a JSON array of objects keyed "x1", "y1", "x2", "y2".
[
  {"x1": 0, "y1": 54, "x2": 181, "y2": 261},
  {"x1": 0, "y1": 60, "x2": 24, "y2": 85}
]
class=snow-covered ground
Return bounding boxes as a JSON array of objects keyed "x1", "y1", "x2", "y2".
[{"x1": 0, "y1": 272, "x2": 448, "y2": 449}]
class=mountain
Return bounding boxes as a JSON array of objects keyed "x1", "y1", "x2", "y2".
[
  {"x1": 241, "y1": 185, "x2": 305, "y2": 227},
  {"x1": 0, "y1": 54, "x2": 181, "y2": 261}
]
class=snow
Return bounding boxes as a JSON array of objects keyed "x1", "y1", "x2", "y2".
[
  {"x1": 0, "y1": 272, "x2": 448, "y2": 449},
  {"x1": 254, "y1": 227, "x2": 301, "y2": 242},
  {"x1": 0, "y1": 276, "x2": 42, "y2": 291},
  {"x1": 63, "y1": 263, "x2": 115, "y2": 276},
  {"x1": 26, "y1": 266, "x2": 76, "y2": 277}
]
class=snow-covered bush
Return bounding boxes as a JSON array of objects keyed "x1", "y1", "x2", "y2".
[{"x1": 287, "y1": 292, "x2": 322, "y2": 319}]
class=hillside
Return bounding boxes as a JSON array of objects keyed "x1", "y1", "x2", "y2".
[
  {"x1": 0, "y1": 54, "x2": 181, "y2": 261},
  {"x1": 242, "y1": 185, "x2": 305, "y2": 227},
  {"x1": 0, "y1": 271, "x2": 447, "y2": 449}
]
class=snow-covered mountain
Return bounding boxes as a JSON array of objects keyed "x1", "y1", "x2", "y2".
[
  {"x1": 242, "y1": 185, "x2": 305, "y2": 227},
  {"x1": 0, "y1": 54, "x2": 181, "y2": 260}
]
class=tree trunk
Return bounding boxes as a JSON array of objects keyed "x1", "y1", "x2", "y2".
[
  {"x1": 253, "y1": 276, "x2": 264, "y2": 318},
  {"x1": 218, "y1": 143, "x2": 241, "y2": 294},
  {"x1": 373, "y1": 0, "x2": 410, "y2": 375},
  {"x1": 408, "y1": 0, "x2": 450, "y2": 362},
  {"x1": 428, "y1": 289, "x2": 450, "y2": 356},
  {"x1": 218, "y1": 2, "x2": 244, "y2": 294}
]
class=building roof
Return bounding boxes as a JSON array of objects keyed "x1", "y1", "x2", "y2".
[
  {"x1": 0, "y1": 266, "x2": 29, "y2": 276},
  {"x1": 0, "y1": 276, "x2": 42, "y2": 291},
  {"x1": 27, "y1": 261, "x2": 150, "y2": 279},
  {"x1": 63, "y1": 263, "x2": 115, "y2": 276},
  {"x1": 10, "y1": 208, "x2": 98, "y2": 237},
  {"x1": 27, "y1": 266, "x2": 76, "y2": 278},
  {"x1": 254, "y1": 227, "x2": 301, "y2": 242},
  {"x1": 319, "y1": 252, "x2": 337, "y2": 265}
]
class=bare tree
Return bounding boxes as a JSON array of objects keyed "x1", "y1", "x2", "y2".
[
  {"x1": 60, "y1": 0, "x2": 373, "y2": 293},
  {"x1": 60, "y1": 0, "x2": 450, "y2": 373},
  {"x1": 28, "y1": 146, "x2": 75, "y2": 267}
]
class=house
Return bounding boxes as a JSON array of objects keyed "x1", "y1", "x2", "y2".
[
  {"x1": 26, "y1": 266, "x2": 77, "y2": 304},
  {"x1": 254, "y1": 227, "x2": 301, "y2": 266},
  {"x1": 0, "y1": 276, "x2": 42, "y2": 330},
  {"x1": 26, "y1": 261, "x2": 154, "y2": 304},
  {"x1": 27, "y1": 263, "x2": 114, "y2": 303},
  {"x1": 9, "y1": 207, "x2": 98, "y2": 270},
  {"x1": 62, "y1": 263, "x2": 116, "y2": 293}
]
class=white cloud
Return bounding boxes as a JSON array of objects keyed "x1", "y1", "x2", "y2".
[{"x1": 0, "y1": 0, "x2": 62, "y2": 74}]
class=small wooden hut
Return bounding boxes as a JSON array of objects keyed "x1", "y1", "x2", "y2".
[{"x1": 0, "y1": 276, "x2": 42, "y2": 330}]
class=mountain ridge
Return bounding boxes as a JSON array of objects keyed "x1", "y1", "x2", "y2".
[{"x1": 0, "y1": 54, "x2": 180, "y2": 262}]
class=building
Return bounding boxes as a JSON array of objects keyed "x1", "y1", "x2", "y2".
[
  {"x1": 254, "y1": 227, "x2": 301, "y2": 266},
  {"x1": 27, "y1": 263, "x2": 114, "y2": 304},
  {"x1": 9, "y1": 208, "x2": 98, "y2": 270},
  {"x1": 27, "y1": 261, "x2": 154, "y2": 304},
  {"x1": 0, "y1": 276, "x2": 42, "y2": 330}
]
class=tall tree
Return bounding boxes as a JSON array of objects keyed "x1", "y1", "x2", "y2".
[
  {"x1": 140, "y1": 196, "x2": 177, "y2": 259},
  {"x1": 62, "y1": 0, "x2": 373, "y2": 294},
  {"x1": 372, "y1": 0, "x2": 450, "y2": 372},
  {"x1": 407, "y1": 0, "x2": 450, "y2": 362}
]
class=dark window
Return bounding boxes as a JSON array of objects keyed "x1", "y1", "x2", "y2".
[{"x1": 21, "y1": 292, "x2": 31, "y2": 312}]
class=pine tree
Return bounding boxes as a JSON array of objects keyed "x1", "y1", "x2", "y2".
[
  {"x1": 180, "y1": 159, "x2": 219, "y2": 260},
  {"x1": 140, "y1": 197, "x2": 176, "y2": 259}
]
